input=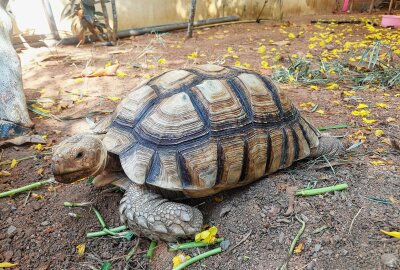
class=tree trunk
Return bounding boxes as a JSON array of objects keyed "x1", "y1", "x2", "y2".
[
  {"x1": 110, "y1": 0, "x2": 117, "y2": 42},
  {"x1": 99, "y1": 0, "x2": 113, "y2": 42},
  {"x1": 186, "y1": 0, "x2": 197, "y2": 38}
]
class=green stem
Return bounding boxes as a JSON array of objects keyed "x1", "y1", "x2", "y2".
[
  {"x1": 63, "y1": 202, "x2": 92, "y2": 207},
  {"x1": 147, "y1": 240, "x2": 157, "y2": 258},
  {"x1": 86, "y1": 225, "x2": 128, "y2": 238},
  {"x1": 295, "y1": 183, "x2": 348, "y2": 196},
  {"x1": 0, "y1": 179, "x2": 54, "y2": 198},
  {"x1": 288, "y1": 215, "x2": 306, "y2": 254},
  {"x1": 125, "y1": 239, "x2": 140, "y2": 261},
  {"x1": 169, "y1": 238, "x2": 224, "y2": 251},
  {"x1": 318, "y1": 124, "x2": 348, "y2": 131},
  {"x1": 0, "y1": 152, "x2": 52, "y2": 166},
  {"x1": 93, "y1": 208, "x2": 107, "y2": 228},
  {"x1": 172, "y1": 247, "x2": 223, "y2": 270}
]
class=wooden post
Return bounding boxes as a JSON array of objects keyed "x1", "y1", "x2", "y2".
[
  {"x1": 41, "y1": 0, "x2": 60, "y2": 40},
  {"x1": 99, "y1": 0, "x2": 114, "y2": 42},
  {"x1": 369, "y1": 0, "x2": 375, "y2": 14},
  {"x1": 111, "y1": 0, "x2": 117, "y2": 42},
  {"x1": 187, "y1": 0, "x2": 196, "y2": 38},
  {"x1": 388, "y1": 0, "x2": 395, "y2": 14}
]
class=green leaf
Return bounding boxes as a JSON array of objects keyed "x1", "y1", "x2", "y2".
[{"x1": 100, "y1": 262, "x2": 112, "y2": 270}]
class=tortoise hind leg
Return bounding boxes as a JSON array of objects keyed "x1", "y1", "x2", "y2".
[
  {"x1": 310, "y1": 135, "x2": 344, "y2": 157},
  {"x1": 119, "y1": 182, "x2": 203, "y2": 242}
]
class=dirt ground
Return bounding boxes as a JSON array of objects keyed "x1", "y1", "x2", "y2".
[{"x1": 1, "y1": 12, "x2": 400, "y2": 270}]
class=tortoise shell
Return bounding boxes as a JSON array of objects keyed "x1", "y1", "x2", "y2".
[{"x1": 102, "y1": 65, "x2": 320, "y2": 197}]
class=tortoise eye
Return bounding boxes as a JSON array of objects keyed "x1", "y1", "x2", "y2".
[{"x1": 76, "y1": 152, "x2": 84, "y2": 159}]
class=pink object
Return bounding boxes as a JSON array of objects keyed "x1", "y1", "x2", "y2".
[
  {"x1": 342, "y1": 0, "x2": 350, "y2": 11},
  {"x1": 381, "y1": 15, "x2": 400, "y2": 28}
]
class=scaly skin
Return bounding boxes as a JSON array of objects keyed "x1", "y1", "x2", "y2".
[
  {"x1": 119, "y1": 181, "x2": 203, "y2": 242},
  {"x1": 310, "y1": 136, "x2": 345, "y2": 157}
]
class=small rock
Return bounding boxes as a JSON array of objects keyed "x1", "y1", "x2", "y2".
[
  {"x1": 4, "y1": 250, "x2": 13, "y2": 261},
  {"x1": 40, "y1": 221, "x2": 50, "y2": 226},
  {"x1": 381, "y1": 253, "x2": 399, "y2": 268},
  {"x1": 314, "y1": 243, "x2": 322, "y2": 253},
  {"x1": 341, "y1": 249, "x2": 348, "y2": 256},
  {"x1": 306, "y1": 260, "x2": 316, "y2": 270},
  {"x1": 278, "y1": 232, "x2": 284, "y2": 244},
  {"x1": 220, "y1": 239, "x2": 231, "y2": 251},
  {"x1": 7, "y1": 225, "x2": 17, "y2": 236},
  {"x1": 219, "y1": 204, "x2": 233, "y2": 218}
]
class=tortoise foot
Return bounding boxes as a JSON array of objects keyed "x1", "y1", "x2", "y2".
[{"x1": 119, "y1": 183, "x2": 203, "y2": 242}]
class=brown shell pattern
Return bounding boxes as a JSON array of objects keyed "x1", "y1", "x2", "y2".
[{"x1": 104, "y1": 64, "x2": 320, "y2": 196}]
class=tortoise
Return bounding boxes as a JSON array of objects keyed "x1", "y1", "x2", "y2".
[{"x1": 52, "y1": 64, "x2": 343, "y2": 242}]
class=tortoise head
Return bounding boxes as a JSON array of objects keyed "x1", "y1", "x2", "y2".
[{"x1": 51, "y1": 134, "x2": 107, "y2": 184}]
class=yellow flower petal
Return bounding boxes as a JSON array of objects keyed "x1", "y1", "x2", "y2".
[
  {"x1": 257, "y1": 45, "x2": 266, "y2": 54},
  {"x1": 195, "y1": 226, "x2": 218, "y2": 244},
  {"x1": 74, "y1": 78, "x2": 84, "y2": 83},
  {"x1": 108, "y1": 96, "x2": 121, "y2": 101},
  {"x1": 208, "y1": 226, "x2": 218, "y2": 236},
  {"x1": 10, "y1": 159, "x2": 18, "y2": 169},
  {"x1": 381, "y1": 230, "x2": 400, "y2": 238},
  {"x1": 294, "y1": 242, "x2": 304, "y2": 254},
  {"x1": 76, "y1": 243, "x2": 86, "y2": 256},
  {"x1": 34, "y1": 144, "x2": 43, "y2": 151},
  {"x1": 343, "y1": 91, "x2": 355, "y2": 96},
  {"x1": 375, "y1": 103, "x2": 388, "y2": 108},
  {"x1": 310, "y1": 85, "x2": 319, "y2": 91},
  {"x1": 356, "y1": 104, "x2": 369, "y2": 109},
  {"x1": 362, "y1": 118, "x2": 377, "y2": 124},
  {"x1": 116, "y1": 70, "x2": 128, "y2": 77},
  {"x1": 351, "y1": 110, "x2": 370, "y2": 117},
  {"x1": 288, "y1": 33, "x2": 296, "y2": 39},
  {"x1": 187, "y1": 52, "x2": 198, "y2": 59},
  {"x1": 374, "y1": 129, "x2": 384, "y2": 137},
  {"x1": 326, "y1": 82, "x2": 339, "y2": 90},
  {"x1": 0, "y1": 262, "x2": 18, "y2": 268},
  {"x1": 371, "y1": 160, "x2": 384, "y2": 165},
  {"x1": 158, "y1": 58, "x2": 166, "y2": 64},
  {"x1": 173, "y1": 254, "x2": 190, "y2": 268}
]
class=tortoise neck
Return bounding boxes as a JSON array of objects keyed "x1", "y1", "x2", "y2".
[
  {"x1": 91, "y1": 143, "x2": 109, "y2": 176},
  {"x1": 104, "y1": 152, "x2": 122, "y2": 172}
]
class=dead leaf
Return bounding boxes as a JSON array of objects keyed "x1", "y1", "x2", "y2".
[
  {"x1": 0, "y1": 170, "x2": 11, "y2": 177},
  {"x1": 272, "y1": 40, "x2": 291, "y2": 46},
  {"x1": 0, "y1": 135, "x2": 46, "y2": 148},
  {"x1": 108, "y1": 48, "x2": 133, "y2": 55},
  {"x1": 284, "y1": 186, "x2": 297, "y2": 216},
  {"x1": 78, "y1": 64, "x2": 120, "y2": 78},
  {"x1": 37, "y1": 167, "x2": 45, "y2": 176},
  {"x1": 38, "y1": 55, "x2": 68, "y2": 62},
  {"x1": 294, "y1": 242, "x2": 304, "y2": 254}
]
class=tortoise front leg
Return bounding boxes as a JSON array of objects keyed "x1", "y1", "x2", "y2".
[{"x1": 119, "y1": 183, "x2": 203, "y2": 242}]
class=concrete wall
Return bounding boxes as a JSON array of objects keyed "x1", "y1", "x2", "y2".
[{"x1": 8, "y1": 0, "x2": 337, "y2": 37}]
